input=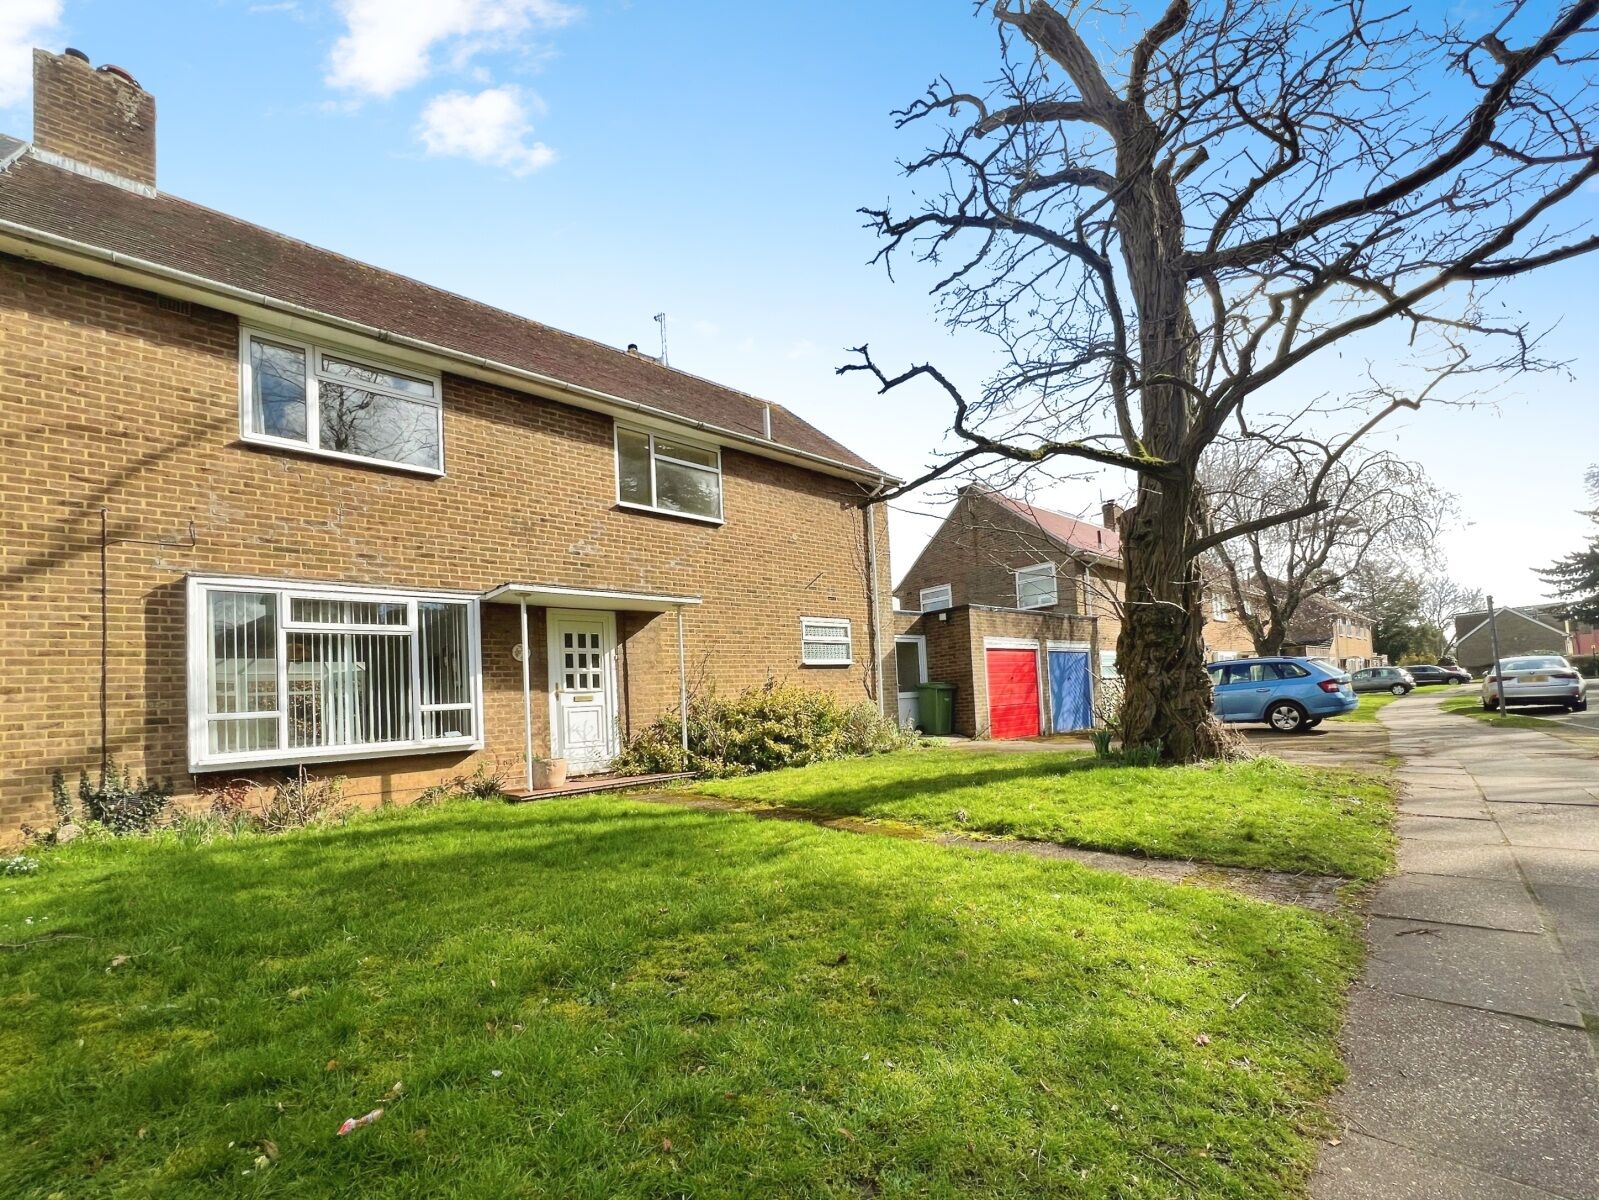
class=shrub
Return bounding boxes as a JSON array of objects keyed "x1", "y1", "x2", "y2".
[
  {"x1": 47, "y1": 760, "x2": 173, "y2": 837},
  {"x1": 2, "y1": 854, "x2": 39, "y2": 876},
  {"x1": 1571, "y1": 653, "x2": 1599, "y2": 679},
  {"x1": 203, "y1": 769, "x2": 349, "y2": 834},
  {"x1": 611, "y1": 682, "x2": 917, "y2": 778}
]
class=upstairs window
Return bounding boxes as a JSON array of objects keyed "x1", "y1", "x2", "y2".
[
  {"x1": 1211, "y1": 595, "x2": 1228, "y2": 621},
  {"x1": 241, "y1": 330, "x2": 443, "y2": 473},
  {"x1": 920, "y1": 584, "x2": 953, "y2": 612},
  {"x1": 188, "y1": 577, "x2": 480, "y2": 771},
  {"x1": 1015, "y1": 563, "x2": 1058, "y2": 610},
  {"x1": 800, "y1": 617, "x2": 852, "y2": 666},
  {"x1": 615, "y1": 425, "x2": 723, "y2": 521}
]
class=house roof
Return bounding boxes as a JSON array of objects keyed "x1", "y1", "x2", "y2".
[
  {"x1": 0, "y1": 150, "x2": 885, "y2": 480},
  {"x1": 979, "y1": 488, "x2": 1122, "y2": 561}
]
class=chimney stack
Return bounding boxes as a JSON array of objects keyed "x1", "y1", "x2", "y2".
[
  {"x1": 1101, "y1": 500, "x2": 1126, "y2": 531},
  {"x1": 31, "y1": 48, "x2": 155, "y2": 189}
]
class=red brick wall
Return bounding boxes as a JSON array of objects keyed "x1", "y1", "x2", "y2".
[{"x1": 0, "y1": 255, "x2": 894, "y2": 835}]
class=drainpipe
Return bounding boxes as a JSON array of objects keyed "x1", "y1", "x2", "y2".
[
  {"x1": 863, "y1": 481, "x2": 887, "y2": 715},
  {"x1": 676, "y1": 605, "x2": 689, "y2": 755},
  {"x1": 519, "y1": 599, "x2": 534, "y2": 791}
]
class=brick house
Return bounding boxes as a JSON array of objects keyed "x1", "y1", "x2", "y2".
[
  {"x1": 1281, "y1": 595, "x2": 1379, "y2": 670},
  {"x1": 0, "y1": 50, "x2": 898, "y2": 838},
  {"x1": 891, "y1": 485, "x2": 1256, "y2": 738},
  {"x1": 1452, "y1": 604, "x2": 1574, "y2": 672}
]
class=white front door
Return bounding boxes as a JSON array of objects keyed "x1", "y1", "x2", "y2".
[{"x1": 546, "y1": 610, "x2": 618, "y2": 775}]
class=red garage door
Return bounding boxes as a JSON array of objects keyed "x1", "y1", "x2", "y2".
[{"x1": 985, "y1": 647, "x2": 1041, "y2": 739}]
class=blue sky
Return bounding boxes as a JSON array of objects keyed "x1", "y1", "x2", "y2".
[{"x1": 2, "y1": 1, "x2": 1595, "y2": 607}]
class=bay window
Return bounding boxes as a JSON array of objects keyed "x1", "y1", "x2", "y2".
[
  {"x1": 615, "y1": 425, "x2": 723, "y2": 521},
  {"x1": 241, "y1": 329, "x2": 443, "y2": 473},
  {"x1": 188, "y1": 577, "x2": 481, "y2": 771}
]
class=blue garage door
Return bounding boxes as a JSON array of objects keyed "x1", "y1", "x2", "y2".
[{"x1": 1048, "y1": 649, "x2": 1093, "y2": 732}]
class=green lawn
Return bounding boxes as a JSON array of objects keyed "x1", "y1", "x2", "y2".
[
  {"x1": 1440, "y1": 691, "x2": 1566, "y2": 730},
  {"x1": 1338, "y1": 690, "x2": 1411, "y2": 723},
  {"x1": 0, "y1": 799, "x2": 1359, "y2": 1199},
  {"x1": 693, "y1": 749, "x2": 1395, "y2": 881}
]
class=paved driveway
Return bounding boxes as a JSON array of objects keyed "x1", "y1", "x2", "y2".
[{"x1": 1313, "y1": 692, "x2": 1599, "y2": 1199}]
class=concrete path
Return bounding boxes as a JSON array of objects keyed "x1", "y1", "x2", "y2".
[{"x1": 1313, "y1": 694, "x2": 1599, "y2": 1199}]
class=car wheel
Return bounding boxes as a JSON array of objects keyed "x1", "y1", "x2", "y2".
[
  {"x1": 1389, "y1": 683, "x2": 1407, "y2": 695},
  {"x1": 1266, "y1": 701, "x2": 1306, "y2": 733},
  {"x1": 1482, "y1": 697, "x2": 1497, "y2": 710},
  {"x1": 1305, "y1": 717, "x2": 1323, "y2": 729}
]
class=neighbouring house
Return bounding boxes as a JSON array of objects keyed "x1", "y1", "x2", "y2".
[
  {"x1": 1281, "y1": 595, "x2": 1379, "y2": 671},
  {"x1": 890, "y1": 485, "x2": 1256, "y2": 739},
  {"x1": 1452, "y1": 603, "x2": 1575, "y2": 672},
  {"x1": 0, "y1": 50, "x2": 899, "y2": 838}
]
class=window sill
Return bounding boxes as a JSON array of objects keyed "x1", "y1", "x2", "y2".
[
  {"x1": 800, "y1": 660, "x2": 854, "y2": 668},
  {"x1": 614, "y1": 500, "x2": 724, "y2": 526},
  {"x1": 237, "y1": 434, "x2": 446, "y2": 478},
  {"x1": 190, "y1": 736, "x2": 482, "y2": 775}
]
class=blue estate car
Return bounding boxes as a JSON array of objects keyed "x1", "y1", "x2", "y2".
[{"x1": 1206, "y1": 657, "x2": 1357, "y2": 733}]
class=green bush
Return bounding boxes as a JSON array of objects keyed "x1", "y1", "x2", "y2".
[
  {"x1": 611, "y1": 682, "x2": 917, "y2": 778},
  {"x1": 44, "y1": 760, "x2": 172, "y2": 838},
  {"x1": 1571, "y1": 653, "x2": 1599, "y2": 679}
]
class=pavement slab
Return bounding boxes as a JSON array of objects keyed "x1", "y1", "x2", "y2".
[
  {"x1": 1395, "y1": 838, "x2": 1523, "y2": 881},
  {"x1": 1334, "y1": 988, "x2": 1599, "y2": 1199},
  {"x1": 1361, "y1": 916, "x2": 1582, "y2": 1027},
  {"x1": 1370, "y1": 872, "x2": 1544, "y2": 934},
  {"x1": 1490, "y1": 805, "x2": 1599, "y2": 852},
  {"x1": 1311, "y1": 1132, "x2": 1575, "y2": 1200}
]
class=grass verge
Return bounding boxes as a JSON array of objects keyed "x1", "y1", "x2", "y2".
[
  {"x1": 693, "y1": 749, "x2": 1395, "y2": 881},
  {"x1": 1439, "y1": 691, "x2": 1569, "y2": 730},
  {"x1": 1, "y1": 799, "x2": 1358, "y2": 1199}
]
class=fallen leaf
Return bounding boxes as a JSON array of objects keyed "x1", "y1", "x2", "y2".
[
  {"x1": 1328, "y1": 1137, "x2": 1343, "y2": 1147},
  {"x1": 259, "y1": 1140, "x2": 279, "y2": 1162},
  {"x1": 838, "y1": 1127, "x2": 856, "y2": 1142},
  {"x1": 325, "y1": 1059, "x2": 339, "y2": 1072},
  {"x1": 106, "y1": 954, "x2": 131, "y2": 972},
  {"x1": 661, "y1": 1138, "x2": 674, "y2": 1153},
  {"x1": 1194, "y1": 1033, "x2": 1211, "y2": 1046},
  {"x1": 252, "y1": 1155, "x2": 271, "y2": 1171}
]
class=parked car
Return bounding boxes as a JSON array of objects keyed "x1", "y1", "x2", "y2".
[
  {"x1": 1351, "y1": 666, "x2": 1416, "y2": 695},
  {"x1": 1481, "y1": 655, "x2": 1589, "y2": 712},
  {"x1": 1206, "y1": 657, "x2": 1358, "y2": 733},
  {"x1": 1406, "y1": 663, "x2": 1473, "y2": 686}
]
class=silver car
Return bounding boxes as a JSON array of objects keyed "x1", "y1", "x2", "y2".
[{"x1": 1481, "y1": 655, "x2": 1589, "y2": 712}]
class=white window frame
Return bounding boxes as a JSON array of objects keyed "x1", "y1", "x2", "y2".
[
  {"x1": 919, "y1": 584, "x2": 953, "y2": 612},
  {"x1": 239, "y1": 327, "x2": 445, "y2": 476},
  {"x1": 186, "y1": 574, "x2": 483, "y2": 772},
  {"x1": 1015, "y1": 562, "x2": 1058, "y2": 610},
  {"x1": 1211, "y1": 594, "x2": 1228, "y2": 621},
  {"x1": 800, "y1": 616, "x2": 853, "y2": 667},
  {"x1": 613, "y1": 423, "x2": 724, "y2": 524}
]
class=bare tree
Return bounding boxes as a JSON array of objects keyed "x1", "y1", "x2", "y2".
[
  {"x1": 842, "y1": 0, "x2": 1599, "y2": 759},
  {"x1": 1419, "y1": 572, "x2": 1486, "y2": 659},
  {"x1": 1204, "y1": 437, "x2": 1451, "y2": 655}
]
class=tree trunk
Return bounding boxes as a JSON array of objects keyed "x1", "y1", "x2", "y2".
[
  {"x1": 1114, "y1": 481, "x2": 1232, "y2": 760},
  {"x1": 1109, "y1": 126, "x2": 1231, "y2": 761}
]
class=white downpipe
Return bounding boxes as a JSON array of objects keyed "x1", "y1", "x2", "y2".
[
  {"x1": 519, "y1": 599, "x2": 534, "y2": 791},
  {"x1": 864, "y1": 489, "x2": 886, "y2": 715},
  {"x1": 676, "y1": 605, "x2": 689, "y2": 754}
]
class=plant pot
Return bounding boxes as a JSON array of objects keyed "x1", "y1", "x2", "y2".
[{"x1": 532, "y1": 758, "x2": 567, "y2": 791}]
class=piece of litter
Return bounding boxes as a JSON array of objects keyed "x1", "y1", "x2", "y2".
[
  {"x1": 336, "y1": 1108, "x2": 384, "y2": 1136},
  {"x1": 490, "y1": 1070, "x2": 503, "y2": 1078}
]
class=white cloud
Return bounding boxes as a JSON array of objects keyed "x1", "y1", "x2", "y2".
[
  {"x1": 417, "y1": 85, "x2": 555, "y2": 175},
  {"x1": 327, "y1": 0, "x2": 577, "y2": 98},
  {"x1": 0, "y1": 0, "x2": 62, "y2": 110}
]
